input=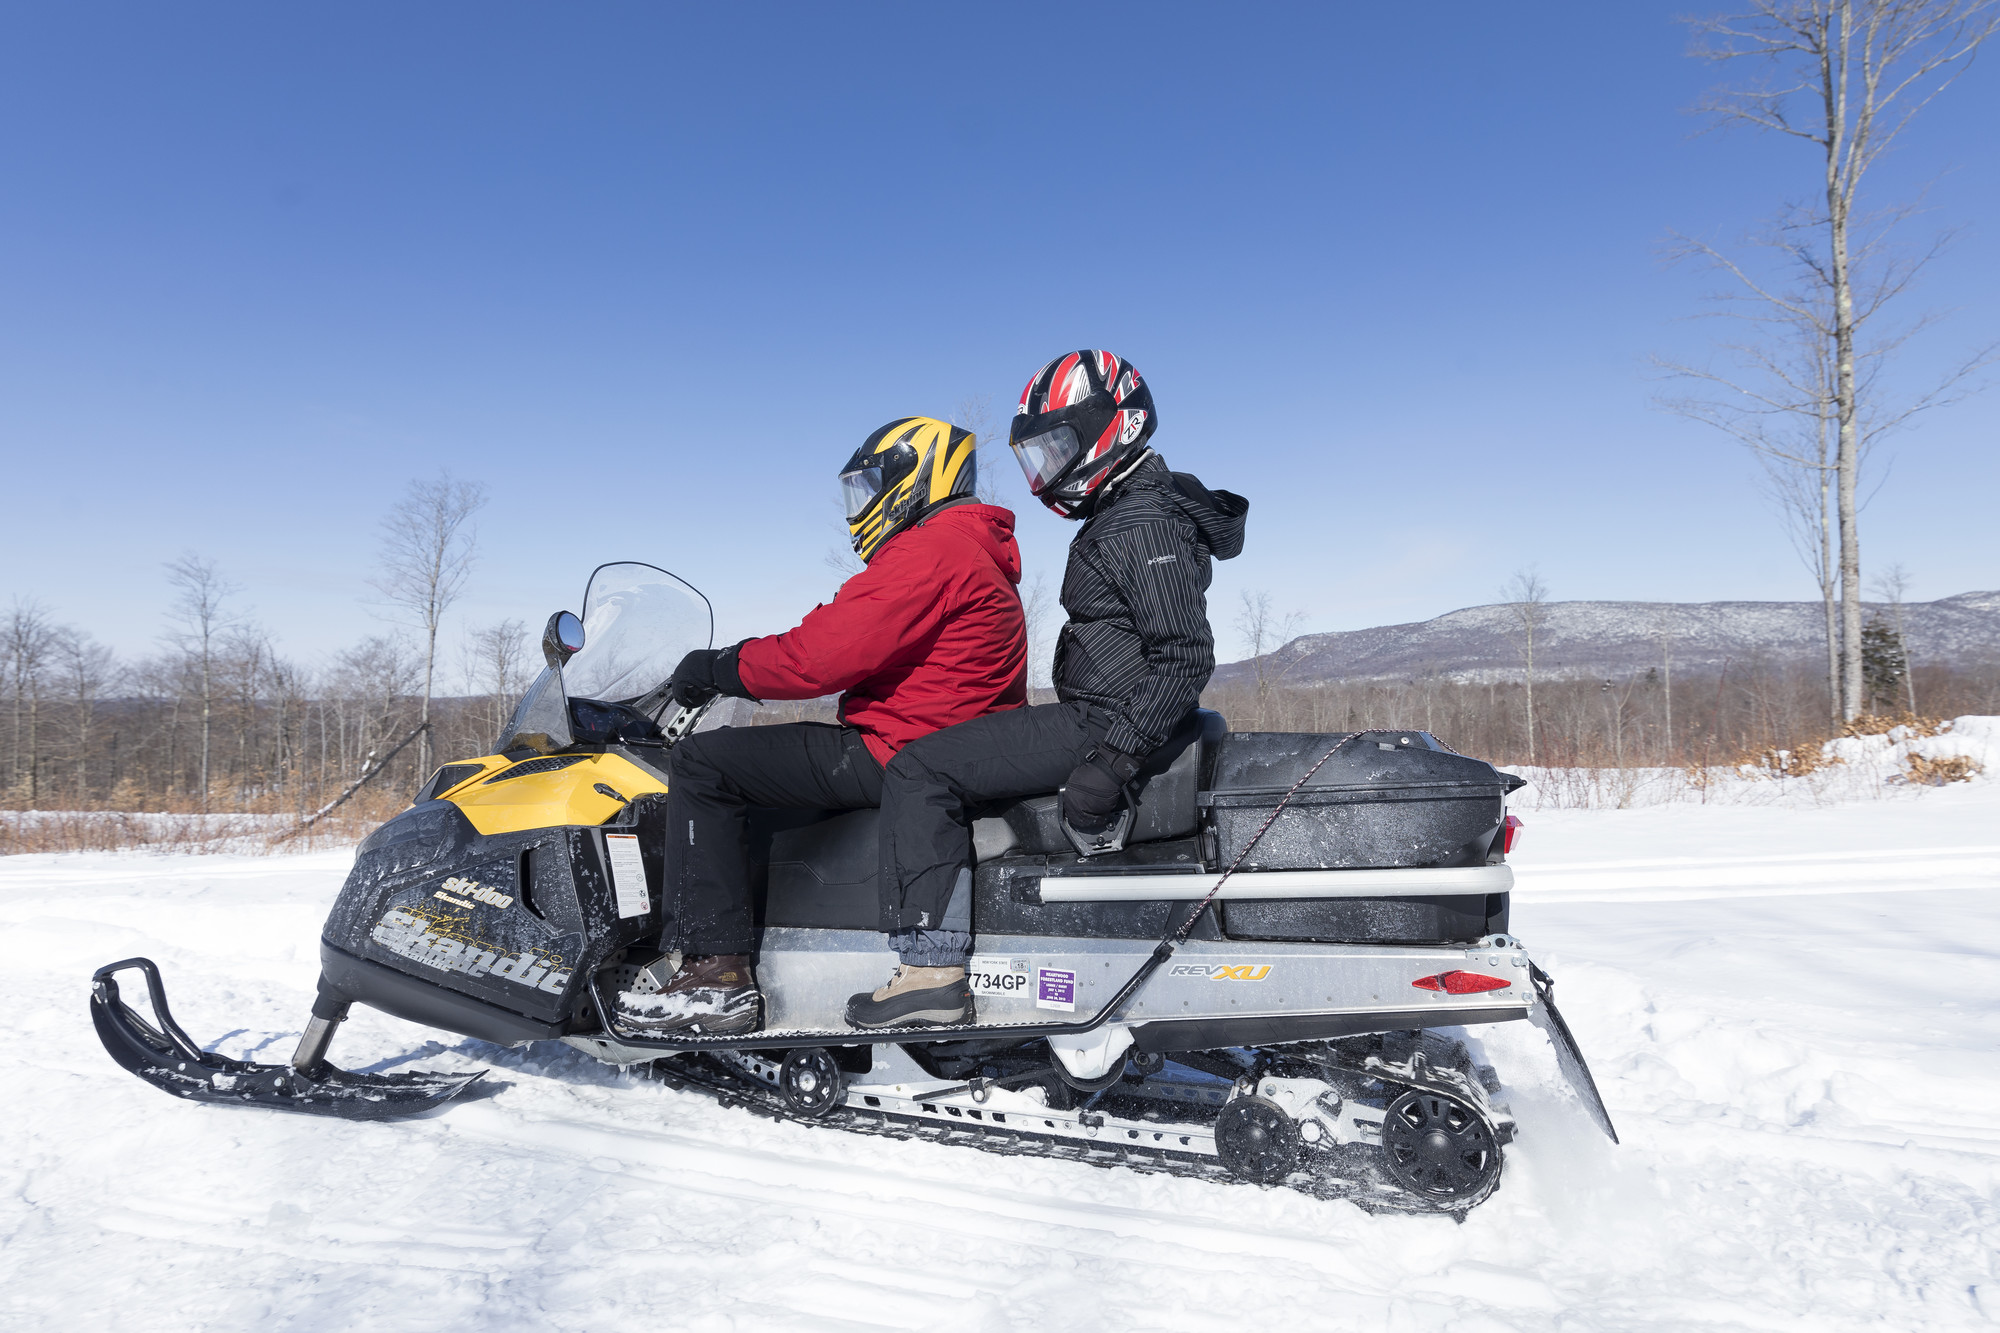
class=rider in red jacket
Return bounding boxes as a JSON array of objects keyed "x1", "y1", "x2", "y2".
[
  {"x1": 734, "y1": 501, "x2": 1027, "y2": 767},
  {"x1": 614, "y1": 417, "x2": 1026, "y2": 1036}
]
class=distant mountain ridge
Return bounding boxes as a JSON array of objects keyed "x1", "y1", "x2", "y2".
[{"x1": 1213, "y1": 591, "x2": 2000, "y2": 686}]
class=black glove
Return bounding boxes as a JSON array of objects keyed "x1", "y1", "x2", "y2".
[
  {"x1": 669, "y1": 649, "x2": 722, "y2": 709},
  {"x1": 670, "y1": 644, "x2": 753, "y2": 709},
  {"x1": 1061, "y1": 746, "x2": 1143, "y2": 833}
]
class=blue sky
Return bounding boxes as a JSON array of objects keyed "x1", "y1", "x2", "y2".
[{"x1": 2, "y1": 3, "x2": 1995, "y2": 677}]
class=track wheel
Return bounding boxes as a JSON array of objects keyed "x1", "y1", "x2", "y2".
[
  {"x1": 779, "y1": 1048, "x2": 844, "y2": 1119},
  {"x1": 1215, "y1": 1095, "x2": 1301, "y2": 1184},
  {"x1": 1379, "y1": 1088, "x2": 1502, "y2": 1208}
]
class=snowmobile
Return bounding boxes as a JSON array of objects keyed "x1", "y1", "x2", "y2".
[{"x1": 91, "y1": 561, "x2": 1616, "y2": 1213}]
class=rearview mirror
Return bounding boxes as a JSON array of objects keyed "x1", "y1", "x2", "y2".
[{"x1": 542, "y1": 610, "x2": 585, "y2": 669}]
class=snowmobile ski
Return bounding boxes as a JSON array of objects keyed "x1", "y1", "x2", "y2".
[{"x1": 91, "y1": 958, "x2": 482, "y2": 1120}]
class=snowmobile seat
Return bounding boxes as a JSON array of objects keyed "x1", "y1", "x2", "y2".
[
  {"x1": 753, "y1": 709, "x2": 1227, "y2": 932},
  {"x1": 968, "y1": 707, "x2": 1227, "y2": 861}
]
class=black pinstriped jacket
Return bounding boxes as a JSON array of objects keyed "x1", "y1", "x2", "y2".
[{"x1": 1052, "y1": 454, "x2": 1249, "y2": 757}]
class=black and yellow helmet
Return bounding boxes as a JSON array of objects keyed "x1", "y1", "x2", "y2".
[{"x1": 840, "y1": 416, "x2": 977, "y2": 562}]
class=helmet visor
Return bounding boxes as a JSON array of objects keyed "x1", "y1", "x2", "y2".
[
  {"x1": 1010, "y1": 423, "x2": 1082, "y2": 495},
  {"x1": 840, "y1": 464, "x2": 886, "y2": 521}
]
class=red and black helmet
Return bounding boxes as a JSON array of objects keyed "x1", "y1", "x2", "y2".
[{"x1": 1009, "y1": 350, "x2": 1157, "y2": 518}]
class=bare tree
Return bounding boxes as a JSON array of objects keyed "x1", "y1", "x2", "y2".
[
  {"x1": 5, "y1": 600, "x2": 55, "y2": 804},
  {"x1": 1236, "y1": 591, "x2": 1308, "y2": 722},
  {"x1": 371, "y1": 474, "x2": 487, "y2": 776},
  {"x1": 1655, "y1": 605, "x2": 1679, "y2": 758},
  {"x1": 1668, "y1": 0, "x2": 1998, "y2": 720},
  {"x1": 822, "y1": 533, "x2": 866, "y2": 582},
  {"x1": 165, "y1": 554, "x2": 237, "y2": 811},
  {"x1": 217, "y1": 624, "x2": 275, "y2": 802},
  {"x1": 5, "y1": 601, "x2": 56, "y2": 805},
  {"x1": 53, "y1": 627, "x2": 116, "y2": 805},
  {"x1": 465, "y1": 618, "x2": 530, "y2": 748},
  {"x1": 1762, "y1": 424, "x2": 1844, "y2": 721},
  {"x1": 1020, "y1": 573, "x2": 1057, "y2": 691},
  {"x1": 1502, "y1": 571, "x2": 1550, "y2": 763},
  {"x1": 952, "y1": 393, "x2": 1014, "y2": 507}
]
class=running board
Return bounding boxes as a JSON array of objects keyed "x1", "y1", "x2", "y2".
[
  {"x1": 584, "y1": 943, "x2": 1173, "y2": 1053},
  {"x1": 91, "y1": 958, "x2": 483, "y2": 1120},
  {"x1": 1525, "y1": 961, "x2": 1619, "y2": 1143}
]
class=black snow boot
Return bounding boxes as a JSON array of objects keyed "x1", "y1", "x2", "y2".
[
  {"x1": 615, "y1": 954, "x2": 761, "y2": 1036},
  {"x1": 844, "y1": 965, "x2": 975, "y2": 1030}
]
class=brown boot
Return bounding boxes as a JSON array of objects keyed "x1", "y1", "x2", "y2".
[
  {"x1": 615, "y1": 954, "x2": 761, "y2": 1035},
  {"x1": 844, "y1": 964, "x2": 974, "y2": 1030}
]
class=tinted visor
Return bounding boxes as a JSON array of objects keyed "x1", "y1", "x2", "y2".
[
  {"x1": 1010, "y1": 423, "x2": 1083, "y2": 494},
  {"x1": 839, "y1": 465, "x2": 885, "y2": 521}
]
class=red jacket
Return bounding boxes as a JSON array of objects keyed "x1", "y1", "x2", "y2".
[{"x1": 735, "y1": 503, "x2": 1028, "y2": 765}]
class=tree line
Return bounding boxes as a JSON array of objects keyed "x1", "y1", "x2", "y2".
[
  {"x1": 1, "y1": 595, "x2": 531, "y2": 818},
  {"x1": 1207, "y1": 653, "x2": 1997, "y2": 773},
  {"x1": 3, "y1": 475, "x2": 518, "y2": 819}
]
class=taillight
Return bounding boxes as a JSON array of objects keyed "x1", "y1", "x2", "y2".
[
  {"x1": 1412, "y1": 970, "x2": 1512, "y2": 994},
  {"x1": 1500, "y1": 814, "x2": 1523, "y2": 855}
]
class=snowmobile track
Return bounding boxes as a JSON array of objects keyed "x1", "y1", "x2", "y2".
[{"x1": 648, "y1": 1053, "x2": 1478, "y2": 1218}]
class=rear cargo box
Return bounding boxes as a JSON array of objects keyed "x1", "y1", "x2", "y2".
[{"x1": 1199, "y1": 730, "x2": 1524, "y2": 872}]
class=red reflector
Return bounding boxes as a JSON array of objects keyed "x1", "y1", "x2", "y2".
[
  {"x1": 1412, "y1": 970, "x2": 1512, "y2": 994},
  {"x1": 1501, "y1": 814, "x2": 1523, "y2": 855}
]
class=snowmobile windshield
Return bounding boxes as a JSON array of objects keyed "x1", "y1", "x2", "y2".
[
  {"x1": 564, "y1": 562, "x2": 714, "y2": 703},
  {"x1": 840, "y1": 464, "x2": 884, "y2": 522},
  {"x1": 1010, "y1": 423, "x2": 1082, "y2": 494}
]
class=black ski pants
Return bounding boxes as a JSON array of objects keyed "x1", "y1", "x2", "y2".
[
  {"x1": 663, "y1": 722, "x2": 884, "y2": 956},
  {"x1": 878, "y1": 700, "x2": 1104, "y2": 933}
]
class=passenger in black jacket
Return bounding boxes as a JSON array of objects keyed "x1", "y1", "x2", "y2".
[{"x1": 848, "y1": 350, "x2": 1248, "y2": 1029}]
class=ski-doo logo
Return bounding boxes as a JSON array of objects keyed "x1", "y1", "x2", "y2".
[
  {"x1": 435, "y1": 876, "x2": 513, "y2": 910},
  {"x1": 1169, "y1": 963, "x2": 1272, "y2": 981},
  {"x1": 370, "y1": 907, "x2": 571, "y2": 994}
]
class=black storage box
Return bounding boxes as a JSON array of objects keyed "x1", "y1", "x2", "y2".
[{"x1": 1199, "y1": 730, "x2": 1524, "y2": 871}]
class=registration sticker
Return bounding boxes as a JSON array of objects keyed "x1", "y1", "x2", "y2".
[
  {"x1": 604, "y1": 834, "x2": 651, "y2": 919},
  {"x1": 1036, "y1": 967, "x2": 1076, "y2": 1013},
  {"x1": 967, "y1": 956, "x2": 1032, "y2": 998}
]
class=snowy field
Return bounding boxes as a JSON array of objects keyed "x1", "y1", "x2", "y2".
[{"x1": 3, "y1": 752, "x2": 1998, "y2": 1329}]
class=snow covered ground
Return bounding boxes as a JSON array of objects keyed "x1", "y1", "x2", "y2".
[{"x1": 3, "y1": 761, "x2": 1998, "y2": 1329}]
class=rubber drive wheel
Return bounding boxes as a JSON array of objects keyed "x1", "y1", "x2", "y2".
[
  {"x1": 779, "y1": 1048, "x2": 844, "y2": 1119},
  {"x1": 1379, "y1": 1087, "x2": 1502, "y2": 1209},
  {"x1": 1215, "y1": 1096, "x2": 1302, "y2": 1184}
]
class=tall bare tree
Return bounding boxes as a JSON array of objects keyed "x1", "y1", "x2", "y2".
[
  {"x1": 165, "y1": 554, "x2": 237, "y2": 811},
  {"x1": 371, "y1": 474, "x2": 487, "y2": 776},
  {"x1": 1502, "y1": 571, "x2": 1550, "y2": 763},
  {"x1": 1668, "y1": 0, "x2": 1998, "y2": 720}
]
